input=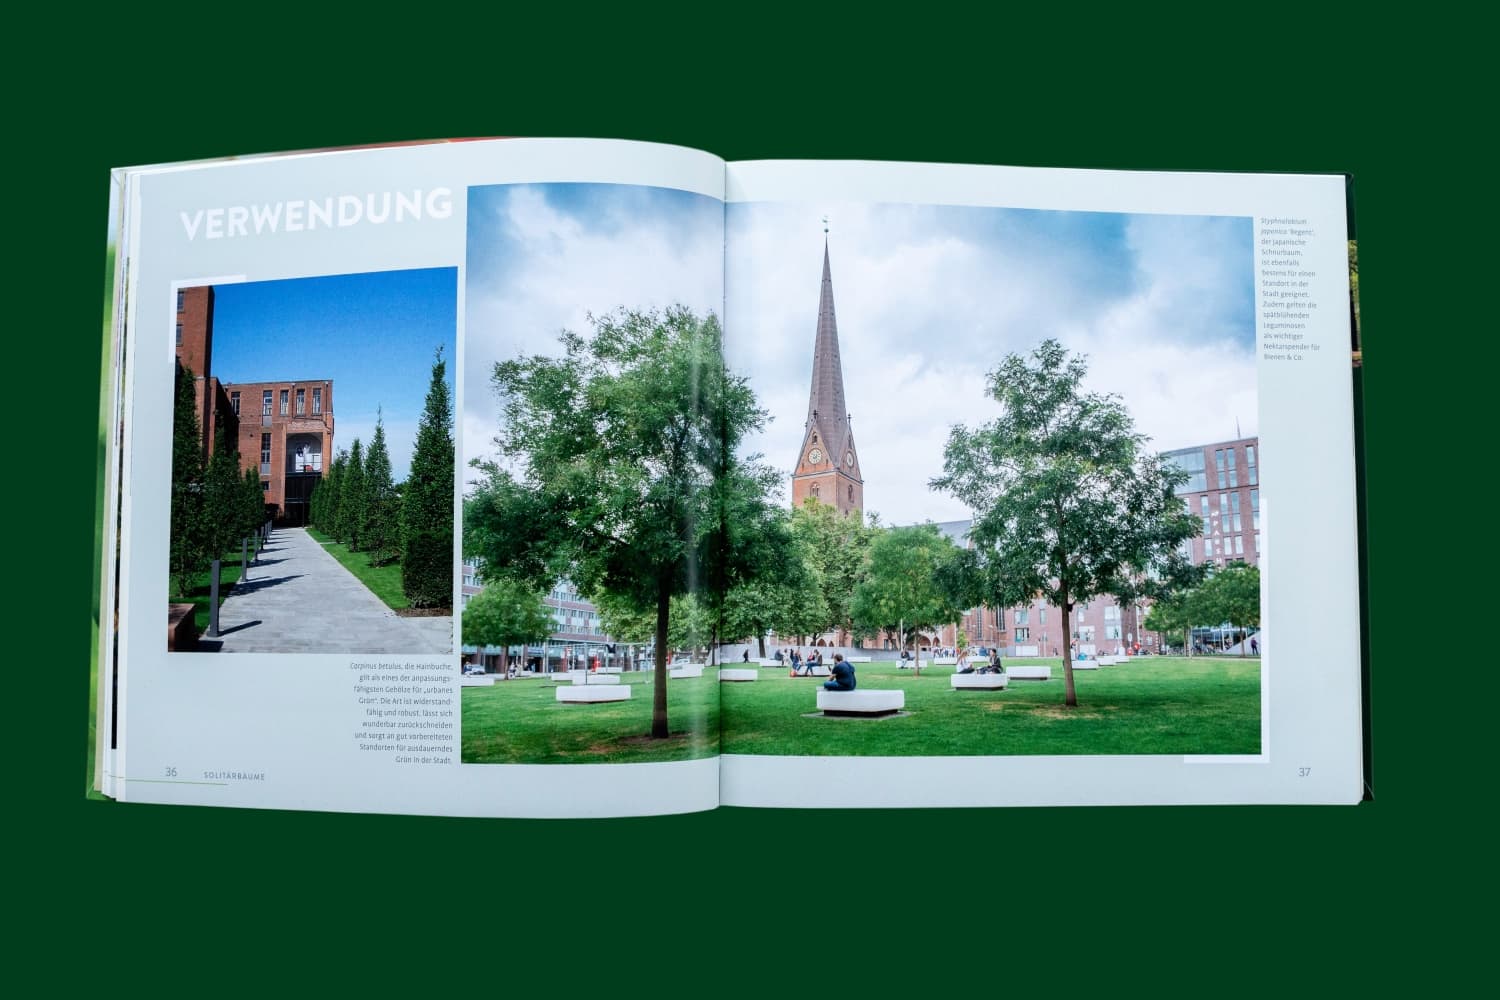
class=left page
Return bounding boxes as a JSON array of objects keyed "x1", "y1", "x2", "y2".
[{"x1": 97, "y1": 138, "x2": 726, "y2": 817}]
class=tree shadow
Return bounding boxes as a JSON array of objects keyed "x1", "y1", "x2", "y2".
[{"x1": 232, "y1": 574, "x2": 304, "y2": 594}]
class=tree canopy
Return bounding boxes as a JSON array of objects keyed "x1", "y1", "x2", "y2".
[
  {"x1": 461, "y1": 579, "x2": 553, "y2": 675},
  {"x1": 850, "y1": 523, "x2": 963, "y2": 673},
  {"x1": 933, "y1": 339, "x2": 1200, "y2": 706},
  {"x1": 789, "y1": 497, "x2": 877, "y2": 640},
  {"x1": 470, "y1": 306, "x2": 780, "y2": 738}
]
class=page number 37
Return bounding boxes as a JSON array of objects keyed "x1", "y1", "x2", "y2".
[{"x1": 1298, "y1": 766, "x2": 1312, "y2": 777}]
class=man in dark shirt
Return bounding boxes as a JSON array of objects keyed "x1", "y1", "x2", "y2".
[{"x1": 823, "y1": 654, "x2": 856, "y2": 691}]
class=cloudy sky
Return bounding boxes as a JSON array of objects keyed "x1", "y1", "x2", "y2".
[
  {"x1": 728, "y1": 201, "x2": 1256, "y2": 524},
  {"x1": 464, "y1": 183, "x2": 723, "y2": 475},
  {"x1": 464, "y1": 184, "x2": 1256, "y2": 524}
]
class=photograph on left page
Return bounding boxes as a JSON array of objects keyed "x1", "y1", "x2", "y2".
[{"x1": 166, "y1": 267, "x2": 457, "y2": 655}]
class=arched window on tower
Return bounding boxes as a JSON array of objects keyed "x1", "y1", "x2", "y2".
[
  {"x1": 848, "y1": 485, "x2": 854, "y2": 502},
  {"x1": 811, "y1": 483, "x2": 821, "y2": 499}
]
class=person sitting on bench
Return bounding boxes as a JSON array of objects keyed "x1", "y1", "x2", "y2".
[{"x1": 822, "y1": 654, "x2": 856, "y2": 691}]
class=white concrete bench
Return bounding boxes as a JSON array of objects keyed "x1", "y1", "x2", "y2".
[
  {"x1": 597, "y1": 666, "x2": 623, "y2": 674},
  {"x1": 951, "y1": 672, "x2": 1007, "y2": 690},
  {"x1": 550, "y1": 671, "x2": 586, "y2": 683},
  {"x1": 719, "y1": 668, "x2": 758, "y2": 682},
  {"x1": 556, "y1": 685, "x2": 631, "y2": 704},
  {"x1": 669, "y1": 664, "x2": 705, "y2": 679},
  {"x1": 817, "y1": 689, "x2": 905, "y2": 717},
  {"x1": 1008, "y1": 665, "x2": 1052, "y2": 681},
  {"x1": 1071, "y1": 659, "x2": 1099, "y2": 670},
  {"x1": 758, "y1": 659, "x2": 783, "y2": 667},
  {"x1": 1097, "y1": 655, "x2": 1123, "y2": 666},
  {"x1": 571, "y1": 674, "x2": 621, "y2": 685},
  {"x1": 845, "y1": 655, "x2": 873, "y2": 663},
  {"x1": 460, "y1": 676, "x2": 495, "y2": 687},
  {"x1": 790, "y1": 665, "x2": 831, "y2": 677},
  {"x1": 931, "y1": 656, "x2": 958, "y2": 665}
]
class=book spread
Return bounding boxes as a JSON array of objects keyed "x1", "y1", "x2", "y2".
[{"x1": 92, "y1": 138, "x2": 1367, "y2": 816}]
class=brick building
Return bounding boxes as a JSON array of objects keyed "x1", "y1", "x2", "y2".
[
  {"x1": 174, "y1": 285, "x2": 333, "y2": 525},
  {"x1": 221, "y1": 378, "x2": 334, "y2": 525},
  {"x1": 790, "y1": 241, "x2": 864, "y2": 516},
  {"x1": 923, "y1": 436, "x2": 1261, "y2": 657}
]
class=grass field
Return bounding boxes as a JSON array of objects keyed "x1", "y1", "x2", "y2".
[
  {"x1": 306, "y1": 526, "x2": 409, "y2": 610},
  {"x1": 462, "y1": 670, "x2": 720, "y2": 764},
  {"x1": 460, "y1": 656, "x2": 1259, "y2": 764},
  {"x1": 722, "y1": 657, "x2": 1260, "y2": 757}
]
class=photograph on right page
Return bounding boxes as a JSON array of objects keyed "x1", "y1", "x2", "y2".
[{"x1": 721, "y1": 201, "x2": 1262, "y2": 757}]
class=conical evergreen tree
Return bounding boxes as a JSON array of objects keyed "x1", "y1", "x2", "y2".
[
  {"x1": 402, "y1": 348, "x2": 454, "y2": 608},
  {"x1": 362, "y1": 409, "x2": 398, "y2": 565},
  {"x1": 340, "y1": 438, "x2": 366, "y2": 551},
  {"x1": 202, "y1": 424, "x2": 244, "y2": 560},
  {"x1": 170, "y1": 362, "x2": 206, "y2": 597},
  {"x1": 324, "y1": 449, "x2": 348, "y2": 539}
]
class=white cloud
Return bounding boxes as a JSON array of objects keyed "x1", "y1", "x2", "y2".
[
  {"x1": 463, "y1": 186, "x2": 722, "y2": 467},
  {"x1": 727, "y1": 201, "x2": 1255, "y2": 524}
]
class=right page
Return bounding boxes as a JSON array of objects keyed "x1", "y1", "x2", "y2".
[{"x1": 719, "y1": 159, "x2": 1363, "y2": 807}]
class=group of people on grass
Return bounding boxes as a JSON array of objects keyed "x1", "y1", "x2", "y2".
[{"x1": 771, "y1": 647, "x2": 855, "y2": 690}]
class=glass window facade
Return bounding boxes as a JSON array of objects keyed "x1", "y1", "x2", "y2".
[{"x1": 1168, "y1": 449, "x2": 1207, "y2": 493}]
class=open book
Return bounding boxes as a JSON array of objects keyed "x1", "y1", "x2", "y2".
[{"x1": 93, "y1": 138, "x2": 1367, "y2": 816}]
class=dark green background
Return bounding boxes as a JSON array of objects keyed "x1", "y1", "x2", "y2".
[{"x1": 14, "y1": 7, "x2": 1480, "y2": 989}]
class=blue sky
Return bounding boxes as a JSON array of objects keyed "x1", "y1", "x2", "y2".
[
  {"x1": 211, "y1": 267, "x2": 456, "y2": 481},
  {"x1": 462, "y1": 183, "x2": 1256, "y2": 523}
]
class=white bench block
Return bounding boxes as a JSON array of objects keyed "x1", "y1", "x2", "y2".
[
  {"x1": 670, "y1": 665, "x2": 705, "y2": 679},
  {"x1": 951, "y1": 673, "x2": 1008, "y2": 689},
  {"x1": 1008, "y1": 666, "x2": 1052, "y2": 681},
  {"x1": 817, "y1": 689, "x2": 904, "y2": 716},
  {"x1": 571, "y1": 674, "x2": 621, "y2": 685},
  {"x1": 845, "y1": 656, "x2": 873, "y2": 663},
  {"x1": 758, "y1": 659, "x2": 782, "y2": 667},
  {"x1": 1072, "y1": 659, "x2": 1100, "y2": 670},
  {"x1": 931, "y1": 656, "x2": 958, "y2": 665},
  {"x1": 597, "y1": 666, "x2": 623, "y2": 674},
  {"x1": 556, "y1": 685, "x2": 631, "y2": 703},
  {"x1": 719, "y1": 668, "x2": 758, "y2": 682},
  {"x1": 1097, "y1": 656, "x2": 1122, "y2": 665},
  {"x1": 461, "y1": 676, "x2": 495, "y2": 687}
]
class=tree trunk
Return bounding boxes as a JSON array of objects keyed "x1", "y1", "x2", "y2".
[
  {"x1": 1060, "y1": 583, "x2": 1077, "y2": 708},
  {"x1": 652, "y1": 576, "x2": 671, "y2": 739},
  {"x1": 757, "y1": 633, "x2": 766, "y2": 658}
]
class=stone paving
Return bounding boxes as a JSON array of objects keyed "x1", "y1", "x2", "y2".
[{"x1": 212, "y1": 527, "x2": 453, "y2": 654}]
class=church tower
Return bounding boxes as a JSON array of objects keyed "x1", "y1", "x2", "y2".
[{"x1": 791, "y1": 240, "x2": 863, "y2": 515}]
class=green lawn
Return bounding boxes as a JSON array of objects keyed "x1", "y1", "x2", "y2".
[
  {"x1": 306, "y1": 526, "x2": 409, "y2": 610},
  {"x1": 723, "y1": 657, "x2": 1261, "y2": 757},
  {"x1": 462, "y1": 670, "x2": 720, "y2": 764},
  {"x1": 170, "y1": 553, "x2": 247, "y2": 637},
  {"x1": 459, "y1": 656, "x2": 1258, "y2": 764}
]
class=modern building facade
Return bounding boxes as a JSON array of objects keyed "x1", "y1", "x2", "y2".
[
  {"x1": 460, "y1": 563, "x2": 624, "y2": 672},
  {"x1": 174, "y1": 284, "x2": 333, "y2": 525}
]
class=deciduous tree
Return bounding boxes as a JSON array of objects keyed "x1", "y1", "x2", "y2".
[
  {"x1": 472, "y1": 306, "x2": 774, "y2": 738},
  {"x1": 933, "y1": 340, "x2": 1200, "y2": 706}
]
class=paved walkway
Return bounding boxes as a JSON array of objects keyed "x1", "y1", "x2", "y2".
[{"x1": 212, "y1": 527, "x2": 453, "y2": 654}]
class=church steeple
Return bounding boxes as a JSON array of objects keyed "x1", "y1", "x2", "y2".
[{"x1": 792, "y1": 238, "x2": 863, "y2": 515}]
